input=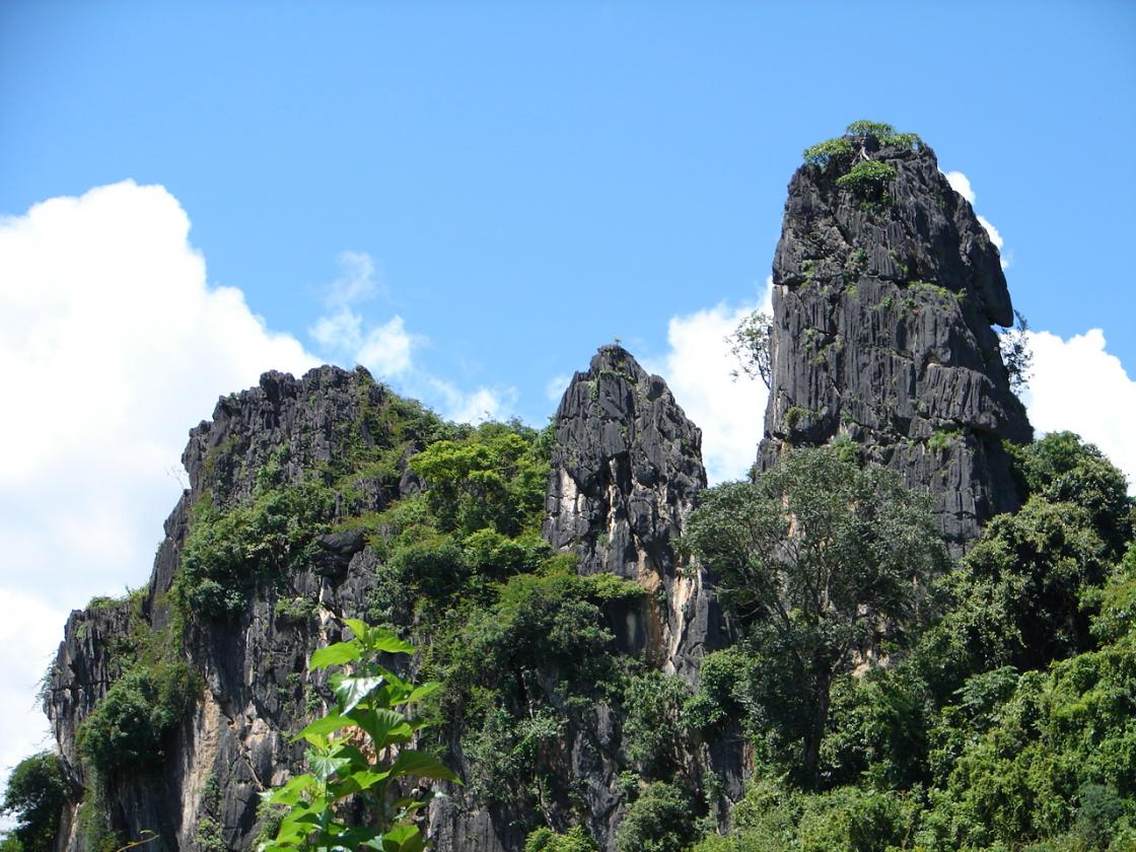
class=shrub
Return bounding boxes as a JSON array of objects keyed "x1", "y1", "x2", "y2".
[
  {"x1": 835, "y1": 160, "x2": 897, "y2": 194},
  {"x1": 179, "y1": 481, "x2": 335, "y2": 620},
  {"x1": 622, "y1": 671, "x2": 692, "y2": 778},
  {"x1": 524, "y1": 826, "x2": 597, "y2": 852},
  {"x1": 615, "y1": 782, "x2": 698, "y2": 852},
  {"x1": 803, "y1": 137, "x2": 854, "y2": 167},
  {"x1": 78, "y1": 661, "x2": 197, "y2": 773}
]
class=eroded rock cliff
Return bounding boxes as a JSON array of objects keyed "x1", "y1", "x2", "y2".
[
  {"x1": 44, "y1": 367, "x2": 428, "y2": 850},
  {"x1": 544, "y1": 344, "x2": 726, "y2": 677},
  {"x1": 757, "y1": 127, "x2": 1032, "y2": 549}
]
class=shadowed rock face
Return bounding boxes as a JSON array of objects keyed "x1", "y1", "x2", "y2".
[
  {"x1": 44, "y1": 367, "x2": 407, "y2": 851},
  {"x1": 544, "y1": 344, "x2": 725, "y2": 678},
  {"x1": 757, "y1": 135, "x2": 1032, "y2": 550}
]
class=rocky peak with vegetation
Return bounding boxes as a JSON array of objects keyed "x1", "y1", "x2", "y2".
[
  {"x1": 544, "y1": 344, "x2": 725, "y2": 677},
  {"x1": 11, "y1": 125, "x2": 1136, "y2": 852},
  {"x1": 42, "y1": 366, "x2": 452, "y2": 850},
  {"x1": 757, "y1": 121, "x2": 1033, "y2": 550}
]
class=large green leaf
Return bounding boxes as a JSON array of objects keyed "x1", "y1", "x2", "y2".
[
  {"x1": 334, "y1": 675, "x2": 385, "y2": 714},
  {"x1": 262, "y1": 773, "x2": 316, "y2": 806},
  {"x1": 310, "y1": 641, "x2": 362, "y2": 670},
  {"x1": 347, "y1": 707, "x2": 413, "y2": 748},
  {"x1": 345, "y1": 618, "x2": 416, "y2": 655},
  {"x1": 292, "y1": 712, "x2": 352, "y2": 742},
  {"x1": 403, "y1": 681, "x2": 441, "y2": 705},
  {"x1": 308, "y1": 752, "x2": 351, "y2": 782},
  {"x1": 387, "y1": 749, "x2": 461, "y2": 782},
  {"x1": 381, "y1": 823, "x2": 426, "y2": 852}
]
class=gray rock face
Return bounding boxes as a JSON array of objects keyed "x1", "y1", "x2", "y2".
[
  {"x1": 428, "y1": 346, "x2": 735, "y2": 852},
  {"x1": 757, "y1": 136, "x2": 1032, "y2": 549},
  {"x1": 44, "y1": 366, "x2": 416, "y2": 851},
  {"x1": 544, "y1": 344, "x2": 725, "y2": 677}
]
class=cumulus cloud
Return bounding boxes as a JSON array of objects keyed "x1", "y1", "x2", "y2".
[
  {"x1": 426, "y1": 377, "x2": 519, "y2": 425},
  {"x1": 1023, "y1": 328, "x2": 1136, "y2": 492},
  {"x1": 645, "y1": 279, "x2": 774, "y2": 484},
  {"x1": 944, "y1": 170, "x2": 1011, "y2": 269},
  {"x1": 307, "y1": 251, "x2": 415, "y2": 378},
  {"x1": 944, "y1": 170, "x2": 975, "y2": 204},
  {"x1": 0, "y1": 180, "x2": 321, "y2": 796}
]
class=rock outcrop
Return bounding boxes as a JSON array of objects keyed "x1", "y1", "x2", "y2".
[
  {"x1": 430, "y1": 346, "x2": 735, "y2": 852},
  {"x1": 757, "y1": 129, "x2": 1032, "y2": 549},
  {"x1": 544, "y1": 344, "x2": 726, "y2": 677},
  {"x1": 44, "y1": 367, "x2": 421, "y2": 851}
]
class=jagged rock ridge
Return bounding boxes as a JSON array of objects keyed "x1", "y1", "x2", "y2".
[
  {"x1": 45, "y1": 367, "x2": 422, "y2": 850},
  {"x1": 44, "y1": 354, "x2": 728, "y2": 852},
  {"x1": 757, "y1": 129, "x2": 1032, "y2": 549},
  {"x1": 544, "y1": 344, "x2": 726, "y2": 677}
]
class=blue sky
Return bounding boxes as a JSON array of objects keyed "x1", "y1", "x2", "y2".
[
  {"x1": 3, "y1": 0, "x2": 1135, "y2": 421},
  {"x1": 1, "y1": 0, "x2": 1135, "y2": 792}
]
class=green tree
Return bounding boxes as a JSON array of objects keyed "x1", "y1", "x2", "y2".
[
  {"x1": 727, "y1": 310, "x2": 773, "y2": 389},
  {"x1": 259, "y1": 618, "x2": 458, "y2": 851},
  {"x1": 1, "y1": 752, "x2": 69, "y2": 852},
  {"x1": 686, "y1": 448, "x2": 947, "y2": 786},
  {"x1": 615, "y1": 782, "x2": 697, "y2": 852}
]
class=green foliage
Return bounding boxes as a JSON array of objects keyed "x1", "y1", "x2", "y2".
[
  {"x1": 915, "y1": 496, "x2": 1113, "y2": 701},
  {"x1": 803, "y1": 136, "x2": 854, "y2": 167},
  {"x1": 1, "y1": 752, "x2": 69, "y2": 852},
  {"x1": 683, "y1": 647, "x2": 754, "y2": 733},
  {"x1": 615, "y1": 782, "x2": 698, "y2": 852},
  {"x1": 844, "y1": 121, "x2": 922, "y2": 151},
  {"x1": 1017, "y1": 431, "x2": 1134, "y2": 556},
  {"x1": 783, "y1": 405, "x2": 808, "y2": 430},
  {"x1": 835, "y1": 160, "x2": 897, "y2": 194},
  {"x1": 820, "y1": 668, "x2": 929, "y2": 790},
  {"x1": 622, "y1": 671, "x2": 692, "y2": 778},
  {"x1": 409, "y1": 421, "x2": 549, "y2": 537},
  {"x1": 524, "y1": 826, "x2": 597, "y2": 852},
  {"x1": 686, "y1": 446, "x2": 947, "y2": 785},
  {"x1": 727, "y1": 310, "x2": 774, "y2": 388},
  {"x1": 926, "y1": 428, "x2": 960, "y2": 454},
  {"x1": 259, "y1": 618, "x2": 457, "y2": 851},
  {"x1": 195, "y1": 774, "x2": 227, "y2": 851},
  {"x1": 1001, "y1": 309, "x2": 1035, "y2": 395},
  {"x1": 845, "y1": 120, "x2": 896, "y2": 139},
  {"x1": 78, "y1": 660, "x2": 198, "y2": 773},
  {"x1": 178, "y1": 480, "x2": 336, "y2": 620}
]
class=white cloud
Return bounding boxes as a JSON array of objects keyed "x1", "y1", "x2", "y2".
[
  {"x1": 976, "y1": 215, "x2": 1004, "y2": 252},
  {"x1": 427, "y1": 378, "x2": 519, "y2": 425},
  {"x1": 1022, "y1": 328, "x2": 1136, "y2": 493},
  {"x1": 307, "y1": 251, "x2": 414, "y2": 378},
  {"x1": 943, "y1": 169, "x2": 1010, "y2": 269},
  {"x1": 0, "y1": 591, "x2": 66, "y2": 798},
  {"x1": 545, "y1": 373, "x2": 570, "y2": 403},
  {"x1": 944, "y1": 170, "x2": 975, "y2": 204},
  {"x1": 356, "y1": 315, "x2": 414, "y2": 377},
  {"x1": 0, "y1": 180, "x2": 320, "y2": 799},
  {"x1": 325, "y1": 250, "x2": 382, "y2": 307},
  {"x1": 645, "y1": 279, "x2": 774, "y2": 484},
  {"x1": 310, "y1": 307, "x2": 363, "y2": 350}
]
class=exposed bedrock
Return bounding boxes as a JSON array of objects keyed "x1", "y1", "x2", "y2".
[{"x1": 757, "y1": 134, "x2": 1032, "y2": 550}]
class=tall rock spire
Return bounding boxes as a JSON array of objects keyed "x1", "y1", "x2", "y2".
[
  {"x1": 757, "y1": 124, "x2": 1032, "y2": 550},
  {"x1": 544, "y1": 344, "x2": 724, "y2": 676}
]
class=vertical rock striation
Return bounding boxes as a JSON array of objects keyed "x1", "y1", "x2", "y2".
[
  {"x1": 544, "y1": 343, "x2": 725, "y2": 676},
  {"x1": 757, "y1": 129, "x2": 1032, "y2": 550}
]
